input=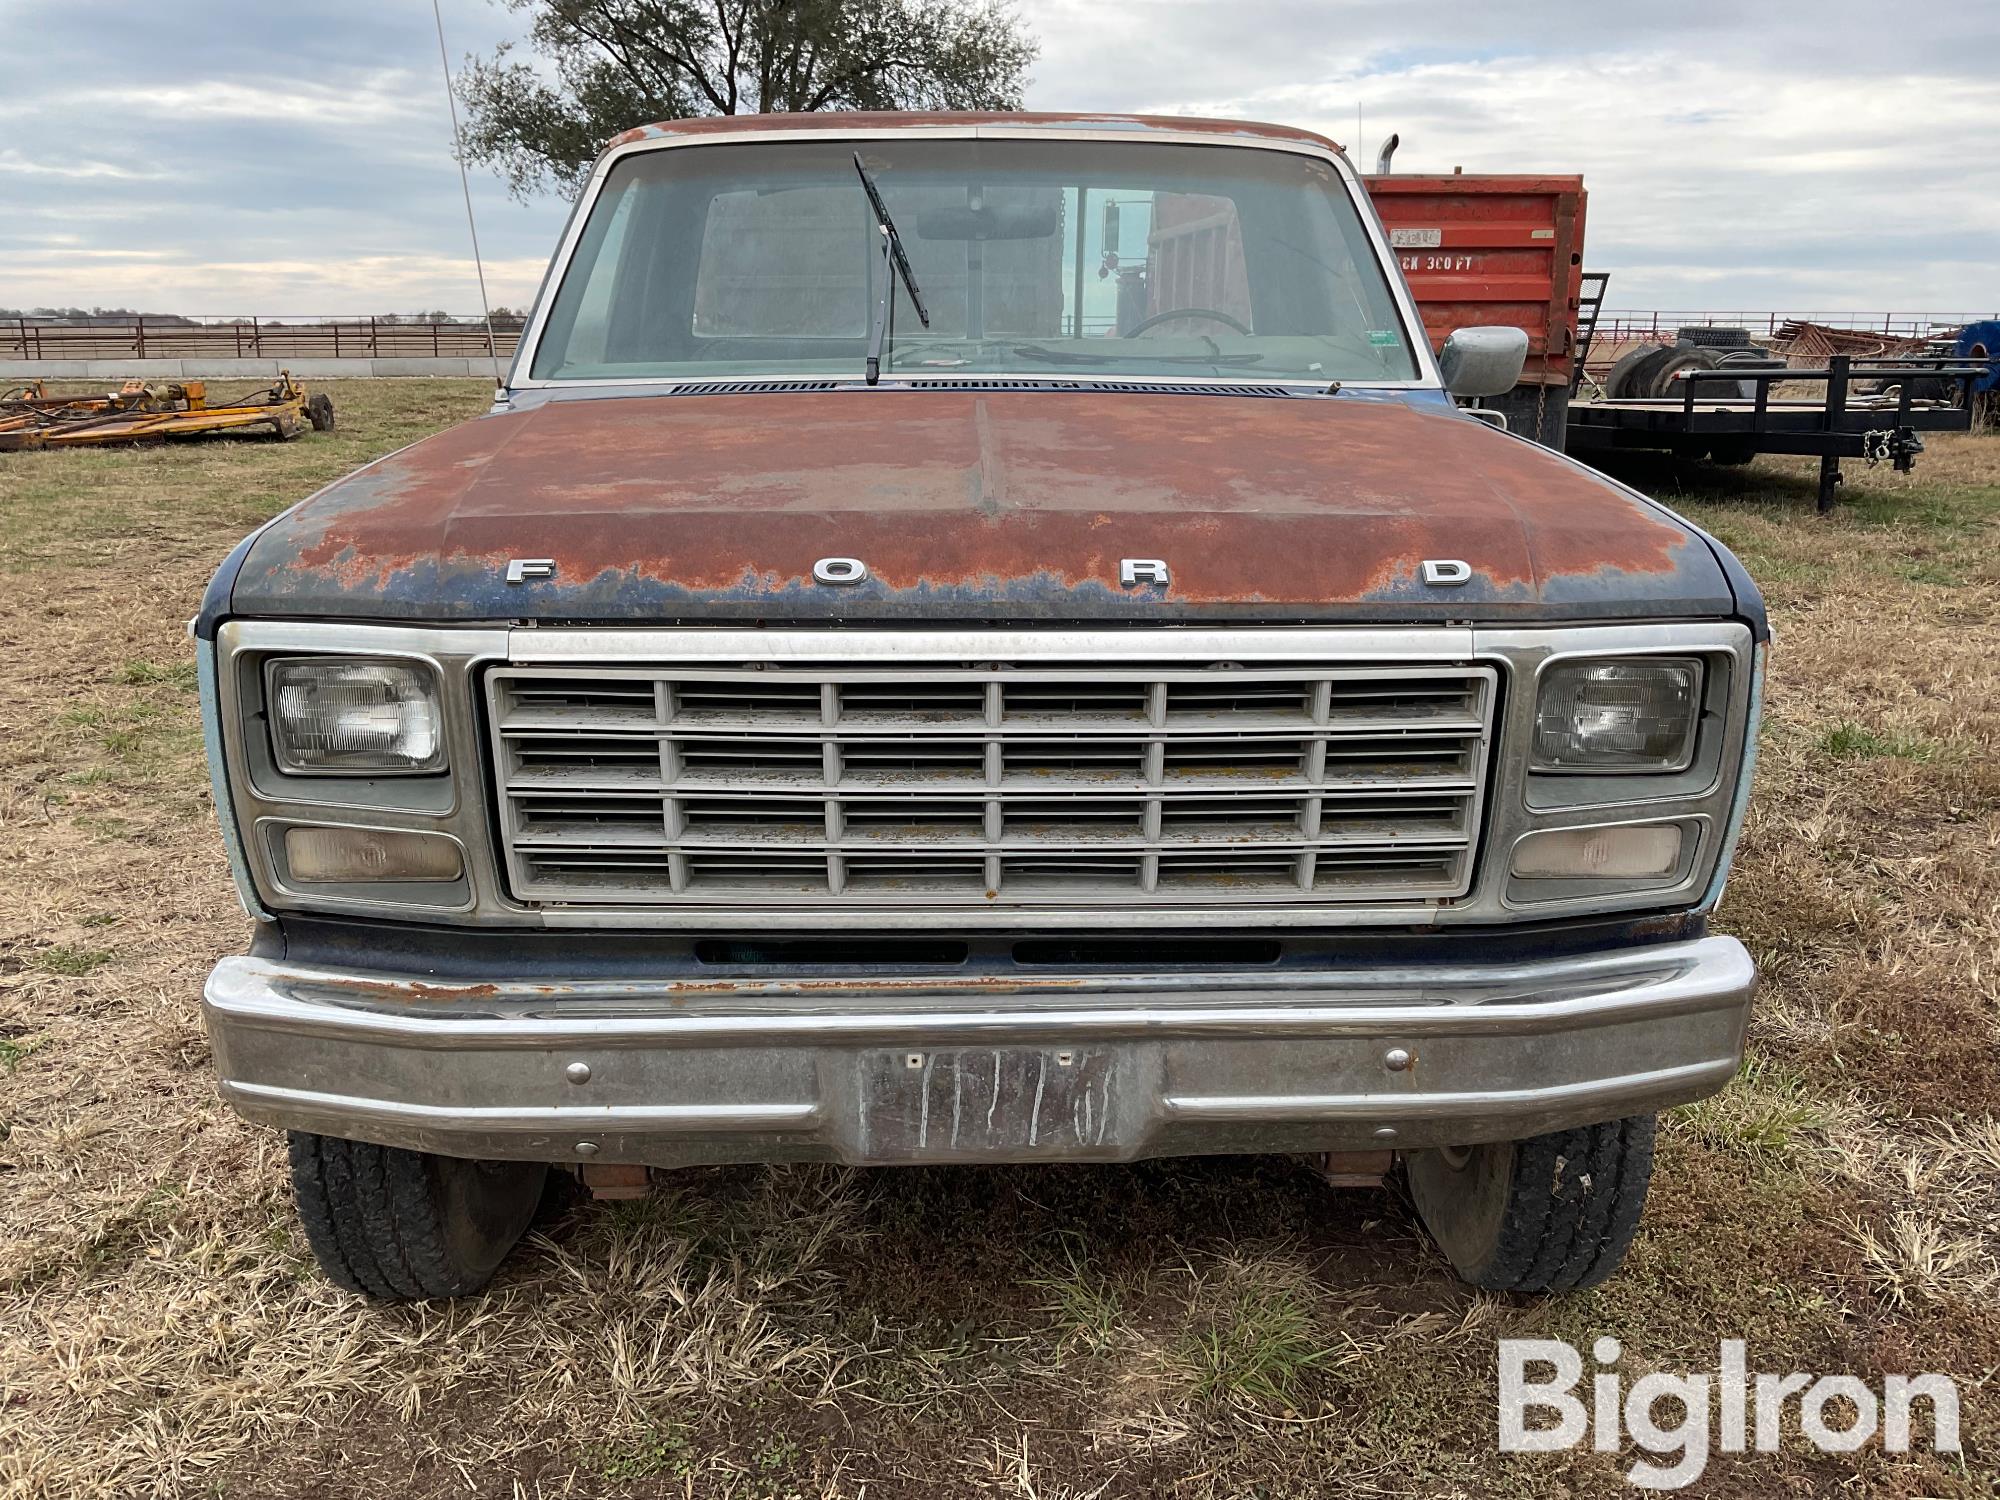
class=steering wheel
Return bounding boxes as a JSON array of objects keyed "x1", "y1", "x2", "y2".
[{"x1": 1123, "y1": 306, "x2": 1252, "y2": 337}]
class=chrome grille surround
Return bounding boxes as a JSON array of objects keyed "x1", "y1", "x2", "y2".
[
  {"x1": 485, "y1": 660, "x2": 1498, "y2": 908},
  {"x1": 213, "y1": 621, "x2": 1756, "y2": 932}
]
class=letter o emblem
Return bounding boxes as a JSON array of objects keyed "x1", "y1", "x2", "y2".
[{"x1": 813, "y1": 556, "x2": 869, "y2": 586}]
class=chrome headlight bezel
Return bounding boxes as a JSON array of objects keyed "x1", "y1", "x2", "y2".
[{"x1": 214, "y1": 626, "x2": 502, "y2": 918}]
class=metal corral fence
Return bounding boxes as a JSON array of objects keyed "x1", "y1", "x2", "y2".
[
  {"x1": 8, "y1": 310, "x2": 1994, "y2": 363},
  {"x1": 1595, "y1": 310, "x2": 1991, "y2": 343},
  {"x1": 3, "y1": 316, "x2": 525, "y2": 362}
]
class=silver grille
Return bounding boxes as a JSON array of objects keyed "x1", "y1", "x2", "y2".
[{"x1": 485, "y1": 661, "x2": 1497, "y2": 908}]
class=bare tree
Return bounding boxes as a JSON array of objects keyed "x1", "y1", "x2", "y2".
[{"x1": 458, "y1": 0, "x2": 1038, "y2": 199}]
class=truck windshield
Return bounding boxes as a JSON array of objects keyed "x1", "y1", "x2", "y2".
[{"x1": 528, "y1": 136, "x2": 1421, "y2": 385}]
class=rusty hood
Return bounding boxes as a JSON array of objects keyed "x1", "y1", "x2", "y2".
[{"x1": 224, "y1": 389, "x2": 1736, "y2": 624}]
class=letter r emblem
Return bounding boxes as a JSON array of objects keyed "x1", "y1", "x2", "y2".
[{"x1": 1121, "y1": 558, "x2": 1170, "y2": 588}]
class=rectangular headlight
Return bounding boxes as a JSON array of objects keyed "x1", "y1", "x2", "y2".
[
  {"x1": 1533, "y1": 658, "x2": 1700, "y2": 773},
  {"x1": 268, "y1": 658, "x2": 445, "y2": 775}
]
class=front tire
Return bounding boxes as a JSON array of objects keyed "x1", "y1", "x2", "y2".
[
  {"x1": 287, "y1": 1131, "x2": 547, "y2": 1299},
  {"x1": 1406, "y1": 1115, "x2": 1656, "y2": 1293}
]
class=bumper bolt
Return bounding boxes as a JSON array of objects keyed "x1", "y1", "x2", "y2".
[
  {"x1": 574, "y1": 1141, "x2": 600, "y2": 1157},
  {"x1": 1383, "y1": 1047, "x2": 1412, "y2": 1072},
  {"x1": 565, "y1": 1061, "x2": 592, "y2": 1085},
  {"x1": 1373, "y1": 1126, "x2": 1398, "y2": 1142}
]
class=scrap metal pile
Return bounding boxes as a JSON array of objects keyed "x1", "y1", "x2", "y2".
[
  {"x1": 0, "y1": 372, "x2": 333, "y2": 452},
  {"x1": 1773, "y1": 319, "x2": 1930, "y2": 361}
]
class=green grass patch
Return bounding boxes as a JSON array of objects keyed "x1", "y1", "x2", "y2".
[
  {"x1": 585, "y1": 1422, "x2": 694, "y2": 1482},
  {"x1": 1178, "y1": 1274, "x2": 1329, "y2": 1409},
  {"x1": 1817, "y1": 722, "x2": 1936, "y2": 761},
  {"x1": 117, "y1": 660, "x2": 199, "y2": 690},
  {"x1": 1897, "y1": 558, "x2": 1972, "y2": 587},
  {"x1": 1026, "y1": 1242, "x2": 1126, "y2": 1350},
  {"x1": 55, "y1": 695, "x2": 203, "y2": 785},
  {"x1": 30, "y1": 946, "x2": 112, "y2": 976},
  {"x1": 1676, "y1": 1055, "x2": 1830, "y2": 1159},
  {"x1": 0, "y1": 1033, "x2": 51, "y2": 1072},
  {"x1": 751, "y1": 1434, "x2": 801, "y2": 1474},
  {"x1": 1842, "y1": 484, "x2": 1998, "y2": 534}
]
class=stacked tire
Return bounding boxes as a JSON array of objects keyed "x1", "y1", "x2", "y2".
[
  {"x1": 1605, "y1": 344, "x2": 1756, "y2": 404},
  {"x1": 1674, "y1": 324, "x2": 1753, "y2": 350},
  {"x1": 1600, "y1": 332, "x2": 1781, "y2": 465}
]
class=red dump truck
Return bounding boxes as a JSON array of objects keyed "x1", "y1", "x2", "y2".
[
  {"x1": 1362, "y1": 156, "x2": 1982, "y2": 499},
  {"x1": 1363, "y1": 167, "x2": 1587, "y2": 448}
]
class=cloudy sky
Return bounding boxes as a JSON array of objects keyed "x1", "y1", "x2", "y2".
[{"x1": 4, "y1": 0, "x2": 1996, "y2": 318}]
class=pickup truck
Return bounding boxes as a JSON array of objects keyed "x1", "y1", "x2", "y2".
[{"x1": 195, "y1": 112, "x2": 1763, "y2": 1302}]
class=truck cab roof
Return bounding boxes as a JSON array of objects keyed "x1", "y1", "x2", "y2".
[{"x1": 606, "y1": 111, "x2": 1346, "y2": 153}]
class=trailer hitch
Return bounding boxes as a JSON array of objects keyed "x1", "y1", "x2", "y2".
[{"x1": 1861, "y1": 427, "x2": 1924, "y2": 472}]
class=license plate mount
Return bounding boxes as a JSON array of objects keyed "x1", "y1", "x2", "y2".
[{"x1": 852, "y1": 1045, "x2": 1130, "y2": 1161}]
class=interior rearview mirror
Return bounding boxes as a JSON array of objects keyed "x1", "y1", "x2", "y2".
[
  {"x1": 913, "y1": 202, "x2": 1062, "y2": 241},
  {"x1": 1439, "y1": 326, "x2": 1530, "y2": 399}
]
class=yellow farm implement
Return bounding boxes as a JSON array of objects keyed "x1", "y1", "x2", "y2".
[{"x1": 0, "y1": 372, "x2": 334, "y2": 452}]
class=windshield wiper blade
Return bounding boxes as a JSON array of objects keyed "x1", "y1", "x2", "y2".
[{"x1": 854, "y1": 152, "x2": 929, "y2": 385}]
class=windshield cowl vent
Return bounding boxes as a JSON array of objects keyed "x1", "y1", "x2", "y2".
[
  {"x1": 901, "y1": 379, "x2": 1299, "y2": 397},
  {"x1": 668, "y1": 380, "x2": 844, "y2": 396},
  {"x1": 653, "y1": 378, "x2": 1305, "y2": 398}
]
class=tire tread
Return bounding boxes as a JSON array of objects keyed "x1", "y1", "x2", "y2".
[
  {"x1": 343, "y1": 1140, "x2": 428, "y2": 1299},
  {"x1": 1413, "y1": 1115, "x2": 1656, "y2": 1294},
  {"x1": 288, "y1": 1133, "x2": 397, "y2": 1298},
  {"x1": 385, "y1": 1148, "x2": 478, "y2": 1298},
  {"x1": 284, "y1": 1130, "x2": 539, "y2": 1301}
]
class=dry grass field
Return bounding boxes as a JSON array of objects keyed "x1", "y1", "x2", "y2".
[{"x1": 0, "y1": 380, "x2": 1995, "y2": 1499}]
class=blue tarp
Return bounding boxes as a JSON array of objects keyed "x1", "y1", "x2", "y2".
[{"x1": 1953, "y1": 320, "x2": 2000, "y2": 394}]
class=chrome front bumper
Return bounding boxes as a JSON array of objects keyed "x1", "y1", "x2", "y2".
[{"x1": 202, "y1": 936, "x2": 1755, "y2": 1167}]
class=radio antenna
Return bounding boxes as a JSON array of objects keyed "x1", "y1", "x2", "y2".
[{"x1": 430, "y1": 0, "x2": 503, "y2": 385}]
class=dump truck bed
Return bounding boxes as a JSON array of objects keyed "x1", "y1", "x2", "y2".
[{"x1": 1362, "y1": 172, "x2": 1585, "y2": 445}]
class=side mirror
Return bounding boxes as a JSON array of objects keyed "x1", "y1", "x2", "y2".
[{"x1": 1439, "y1": 326, "x2": 1529, "y2": 398}]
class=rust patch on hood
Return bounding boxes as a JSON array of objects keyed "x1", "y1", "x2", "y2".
[{"x1": 228, "y1": 389, "x2": 1729, "y2": 625}]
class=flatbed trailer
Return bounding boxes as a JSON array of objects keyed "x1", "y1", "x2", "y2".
[
  {"x1": 1362, "y1": 161, "x2": 1995, "y2": 501},
  {"x1": 1565, "y1": 355, "x2": 1986, "y2": 509}
]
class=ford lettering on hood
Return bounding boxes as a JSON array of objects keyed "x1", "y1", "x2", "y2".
[{"x1": 221, "y1": 387, "x2": 1736, "y2": 625}]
